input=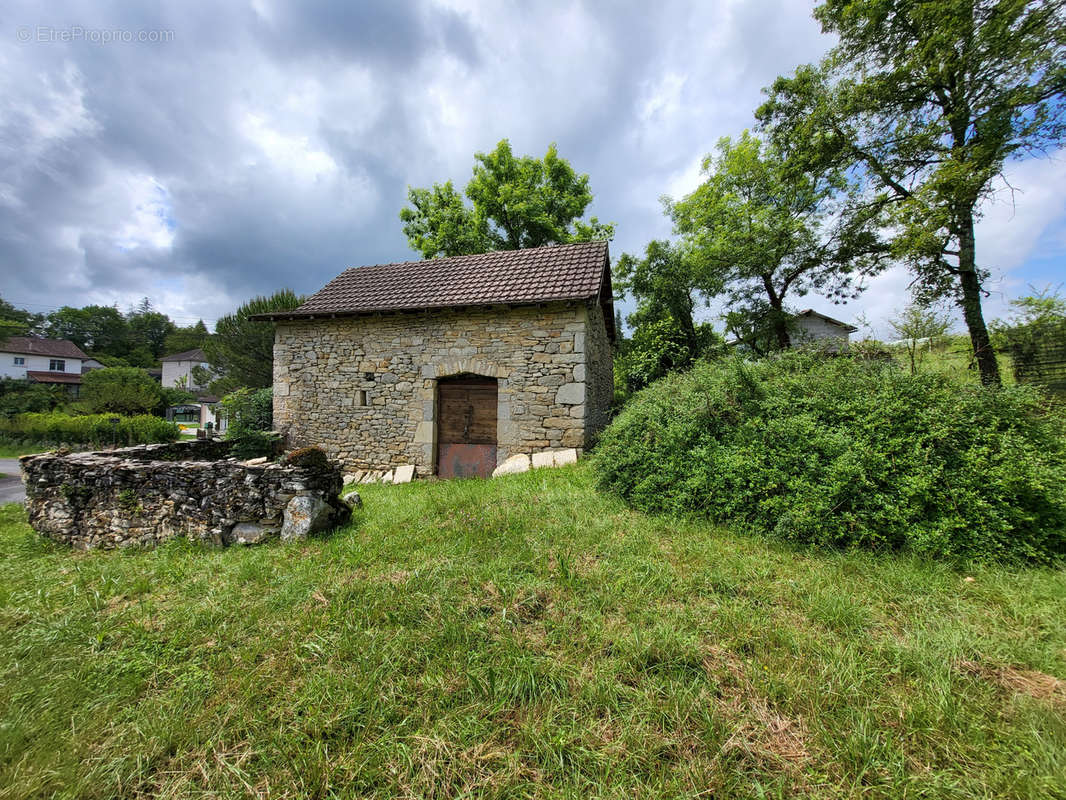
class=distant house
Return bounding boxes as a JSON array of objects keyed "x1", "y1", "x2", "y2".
[
  {"x1": 161, "y1": 348, "x2": 210, "y2": 390},
  {"x1": 0, "y1": 336, "x2": 89, "y2": 393},
  {"x1": 160, "y1": 347, "x2": 223, "y2": 430},
  {"x1": 792, "y1": 309, "x2": 858, "y2": 347}
]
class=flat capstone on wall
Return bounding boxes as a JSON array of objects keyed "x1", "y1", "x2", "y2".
[{"x1": 20, "y1": 440, "x2": 351, "y2": 550}]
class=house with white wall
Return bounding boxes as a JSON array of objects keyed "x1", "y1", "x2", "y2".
[
  {"x1": 0, "y1": 336, "x2": 89, "y2": 391},
  {"x1": 160, "y1": 348, "x2": 210, "y2": 390},
  {"x1": 792, "y1": 309, "x2": 858, "y2": 348},
  {"x1": 160, "y1": 347, "x2": 224, "y2": 430}
]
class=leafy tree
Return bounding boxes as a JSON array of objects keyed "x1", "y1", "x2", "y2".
[
  {"x1": 758, "y1": 0, "x2": 1066, "y2": 384},
  {"x1": 81, "y1": 367, "x2": 164, "y2": 416},
  {"x1": 202, "y1": 290, "x2": 303, "y2": 393},
  {"x1": 888, "y1": 302, "x2": 955, "y2": 374},
  {"x1": 721, "y1": 300, "x2": 801, "y2": 357},
  {"x1": 671, "y1": 131, "x2": 889, "y2": 350},
  {"x1": 161, "y1": 387, "x2": 197, "y2": 408},
  {"x1": 163, "y1": 320, "x2": 210, "y2": 356},
  {"x1": 400, "y1": 140, "x2": 614, "y2": 258},
  {"x1": 614, "y1": 317, "x2": 718, "y2": 399},
  {"x1": 615, "y1": 240, "x2": 706, "y2": 357},
  {"x1": 42, "y1": 305, "x2": 127, "y2": 354},
  {"x1": 126, "y1": 298, "x2": 175, "y2": 360},
  {"x1": 399, "y1": 181, "x2": 488, "y2": 260},
  {"x1": 221, "y1": 387, "x2": 275, "y2": 458},
  {"x1": 0, "y1": 297, "x2": 41, "y2": 337}
]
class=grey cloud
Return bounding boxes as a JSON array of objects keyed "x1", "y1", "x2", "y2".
[{"x1": 5, "y1": 0, "x2": 1049, "y2": 338}]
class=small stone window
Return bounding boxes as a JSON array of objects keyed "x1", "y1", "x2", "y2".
[
  {"x1": 356, "y1": 389, "x2": 368, "y2": 407},
  {"x1": 364, "y1": 372, "x2": 375, "y2": 382}
]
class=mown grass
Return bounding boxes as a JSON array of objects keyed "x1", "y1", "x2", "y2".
[{"x1": 1, "y1": 466, "x2": 1064, "y2": 799}]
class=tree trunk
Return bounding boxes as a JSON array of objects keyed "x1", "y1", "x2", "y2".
[
  {"x1": 956, "y1": 211, "x2": 1000, "y2": 386},
  {"x1": 762, "y1": 275, "x2": 792, "y2": 350}
]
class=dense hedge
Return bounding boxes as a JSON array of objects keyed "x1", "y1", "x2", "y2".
[
  {"x1": 594, "y1": 352, "x2": 1066, "y2": 563},
  {"x1": 0, "y1": 412, "x2": 179, "y2": 448}
]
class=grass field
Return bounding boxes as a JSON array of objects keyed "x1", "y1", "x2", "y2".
[{"x1": 1, "y1": 466, "x2": 1064, "y2": 798}]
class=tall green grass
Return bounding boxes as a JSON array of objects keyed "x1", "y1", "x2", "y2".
[{"x1": 1, "y1": 466, "x2": 1064, "y2": 798}]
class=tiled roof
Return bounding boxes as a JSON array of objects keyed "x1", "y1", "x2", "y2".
[
  {"x1": 161, "y1": 348, "x2": 208, "y2": 363},
  {"x1": 0, "y1": 336, "x2": 89, "y2": 360},
  {"x1": 255, "y1": 241, "x2": 612, "y2": 320},
  {"x1": 27, "y1": 370, "x2": 83, "y2": 384}
]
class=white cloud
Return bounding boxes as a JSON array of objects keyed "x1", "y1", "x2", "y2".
[{"x1": 114, "y1": 175, "x2": 175, "y2": 251}]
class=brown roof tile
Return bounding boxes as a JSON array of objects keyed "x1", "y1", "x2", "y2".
[
  {"x1": 27, "y1": 370, "x2": 83, "y2": 384},
  {"x1": 0, "y1": 336, "x2": 90, "y2": 360},
  {"x1": 254, "y1": 241, "x2": 612, "y2": 320}
]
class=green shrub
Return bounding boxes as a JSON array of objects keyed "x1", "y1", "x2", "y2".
[
  {"x1": 594, "y1": 351, "x2": 1066, "y2": 564},
  {"x1": 81, "y1": 367, "x2": 164, "y2": 415},
  {"x1": 0, "y1": 412, "x2": 179, "y2": 448},
  {"x1": 221, "y1": 387, "x2": 275, "y2": 459},
  {"x1": 0, "y1": 378, "x2": 66, "y2": 418}
]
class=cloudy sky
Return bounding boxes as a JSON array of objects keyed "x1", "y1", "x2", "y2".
[{"x1": 2, "y1": 0, "x2": 1064, "y2": 338}]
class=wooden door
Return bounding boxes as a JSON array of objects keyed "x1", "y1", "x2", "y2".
[{"x1": 437, "y1": 376, "x2": 497, "y2": 479}]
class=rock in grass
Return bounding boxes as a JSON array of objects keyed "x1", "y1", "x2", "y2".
[{"x1": 281, "y1": 495, "x2": 334, "y2": 541}]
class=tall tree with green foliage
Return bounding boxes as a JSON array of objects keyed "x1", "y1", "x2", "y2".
[
  {"x1": 670, "y1": 131, "x2": 889, "y2": 350},
  {"x1": 41, "y1": 305, "x2": 127, "y2": 354},
  {"x1": 125, "y1": 298, "x2": 175, "y2": 360},
  {"x1": 0, "y1": 297, "x2": 41, "y2": 337},
  {"x1": 400, "y1": 140, "x2": 614, "y2": 258},
  {"x1": 758, "y1": 0, "x2": 1066, "y2": 384},
  {"x1": 888, "y1": 301, "x2": 955, "y2": 374},
  {"x1": 201, "y1": 290, "x2": 303, "y2": 394},
  {"x1": 162, "y1": 320, "x2": 210, "y2": 356}
]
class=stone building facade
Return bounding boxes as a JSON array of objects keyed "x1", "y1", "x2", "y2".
[{"x1": 261, "y1": 242, "x2": 616, "y2": 477}]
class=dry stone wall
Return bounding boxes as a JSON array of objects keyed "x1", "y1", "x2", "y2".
[
  {"x1": 20, "y1": 440, "x2": 350, "y2": 550},
  {"x1": 273, "y1": 301, "x2": 613, "y2": 475}
]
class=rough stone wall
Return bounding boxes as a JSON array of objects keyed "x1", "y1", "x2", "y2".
[
  {"x1": 582, "y1": 303, "x2": 614, "y2": 445},
  {"x1": 20, "y1": 440, "x2": 349, "y2": 550},
  {"x1": 272, "y1": 301, "x2": 614, "y2": 474}
]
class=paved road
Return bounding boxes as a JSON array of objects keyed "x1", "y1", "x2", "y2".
[{"x1": 0, "y1": 458, "x2": 26, "y2": 505}]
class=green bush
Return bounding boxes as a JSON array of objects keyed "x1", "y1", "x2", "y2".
[
  {"x1": 0, "y1": 412, "x2": 179, "y2": 448},
  {"x1": 0, "y1": 378, "x2": 66, "y2": 417},
  {"x1": 81, "y1": 367, "x2": 165, "y2": 415},
  {"x1": 594, "y1": 351, "x2": 1066, "y2": 563},
  {"x1": 221, "y1": 387, "x2": 275, "y2": 459}
]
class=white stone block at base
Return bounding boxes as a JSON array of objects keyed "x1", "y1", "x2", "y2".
[
  {"x1": 394, "y1": 464, "x2": 416, "y2": 484},
  {"x1": 553, "y1": 448, "x2": 578, "y2": 466},
  {"x1": 531, "y1": 451, "x2": 555, "y2": 469},
  {"x1": 492, "y1": 454, "x2": 531, "y2": 477}
]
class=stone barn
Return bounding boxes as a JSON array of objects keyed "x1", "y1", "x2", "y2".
[{"x1": 255, "y1": 241, "x2": 616, "y2": 479}]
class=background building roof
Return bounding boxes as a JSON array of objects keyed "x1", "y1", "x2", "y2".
[
  {"x1": 0, "y1": 336, "x2": 89, "y2": 360},
  {"x1": 160, "y1": 348, "x2": 208, "y2": 362}
]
